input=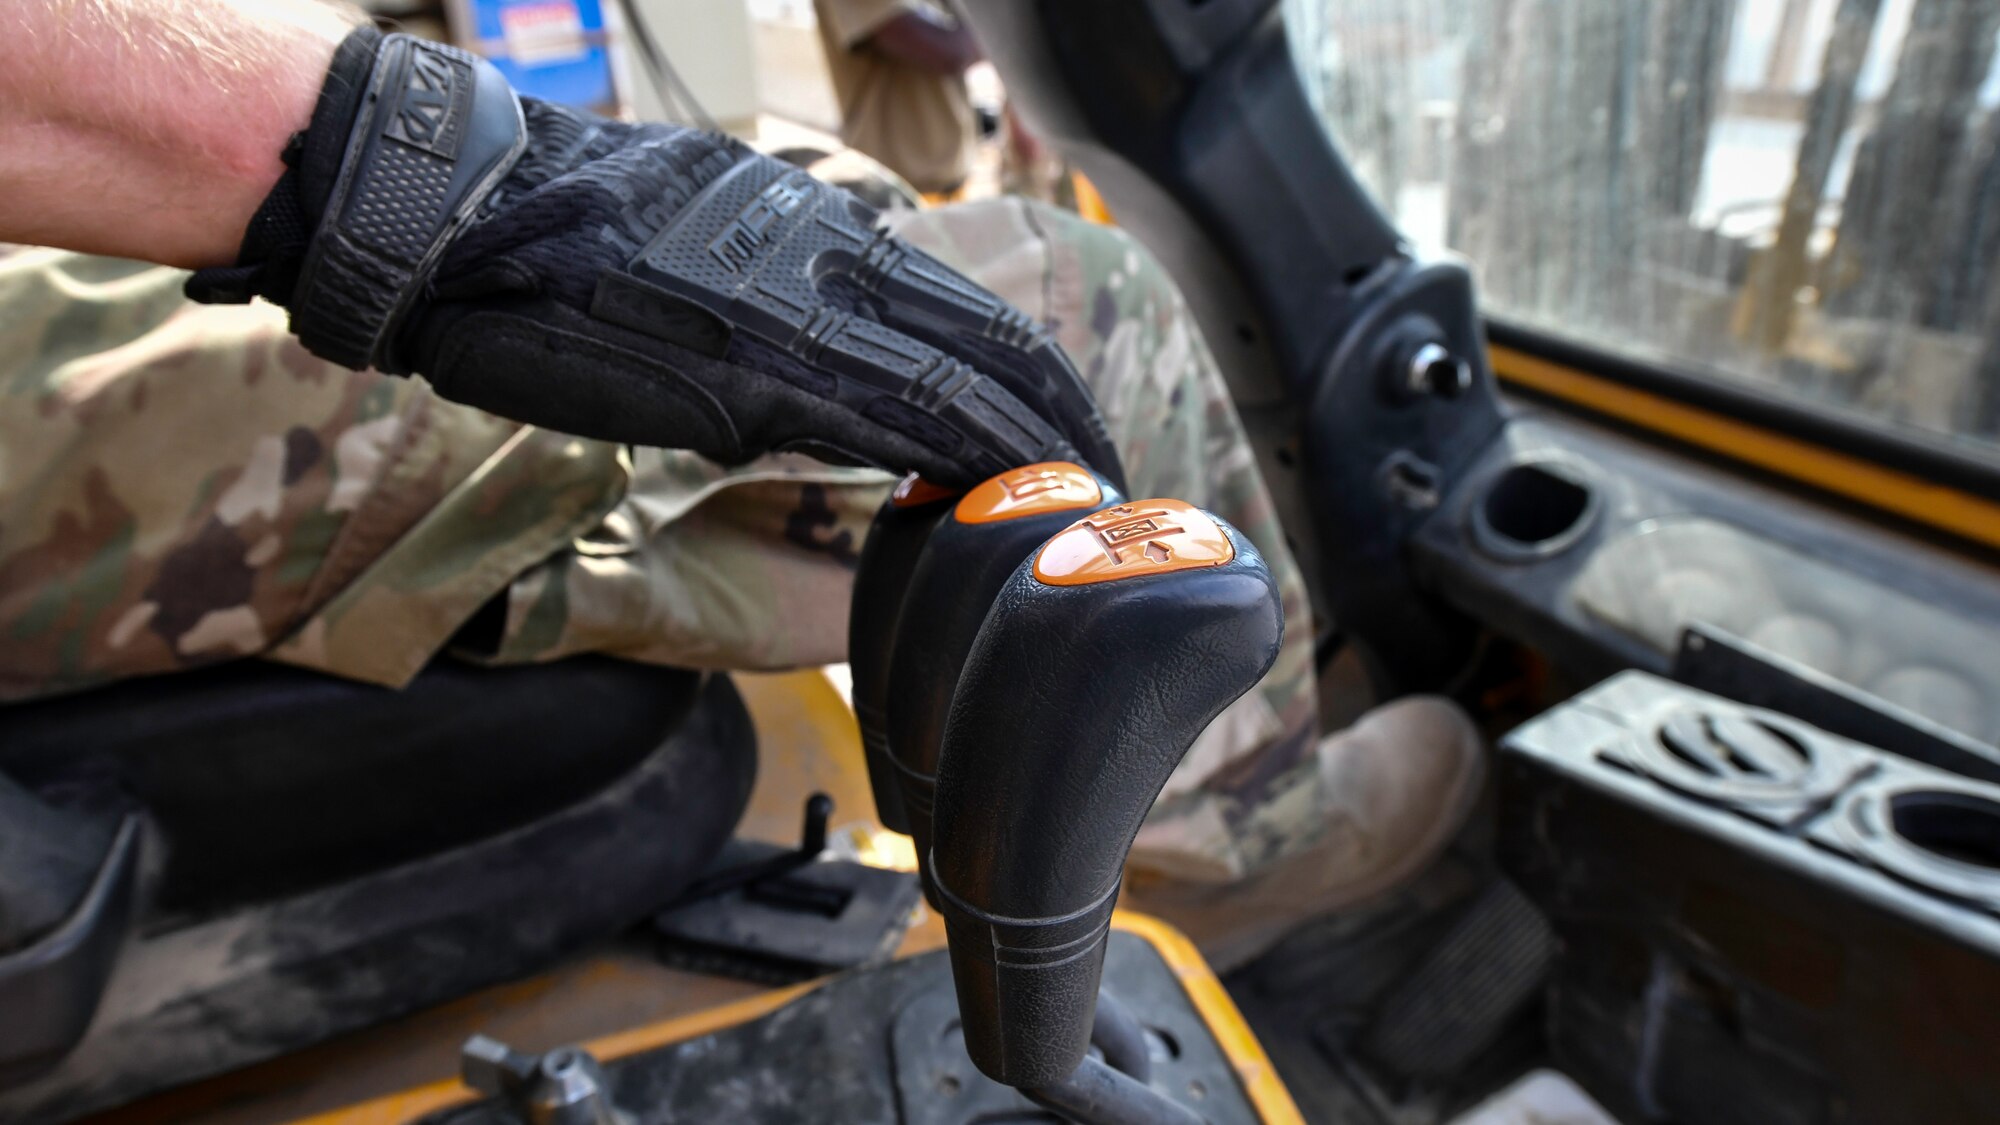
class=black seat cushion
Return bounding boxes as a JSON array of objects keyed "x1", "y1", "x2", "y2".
[{"x1": 0, "y1": 656, "x2": 705, "y2": 919}]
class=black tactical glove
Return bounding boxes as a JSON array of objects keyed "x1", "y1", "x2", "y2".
[{"x1": 188, "y1": 27, "x2": 1124, "y2": 489}]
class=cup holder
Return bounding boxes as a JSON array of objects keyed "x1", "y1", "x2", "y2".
[
  {"x1": 1838, "y1": 781, "x2": 2000, "y2": 911},
  {"x1": 1888, "y1": 790, "x2": 2000, "y2": 870},
  {"x1": 1470, "y1": 457, "x2": 1601, "y2": 562},
  {"x1": 1622, "y1": 705, "x2": 1848, "y2": 811}
]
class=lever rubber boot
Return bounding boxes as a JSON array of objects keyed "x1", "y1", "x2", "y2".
[
  {"x1": 850, "y1": 474, "x2": 963, "y2": 831},
  {"x1": 930, "y1": 500, "x2": 1283, "y2": 1087},
  {"x1": 884, "y1": 463, "x2": 1122, "y2": 898}
]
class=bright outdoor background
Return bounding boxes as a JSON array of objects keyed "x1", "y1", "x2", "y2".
[{"x1": 1290, "y1": 0, "x2": 2000, "y2": 456}]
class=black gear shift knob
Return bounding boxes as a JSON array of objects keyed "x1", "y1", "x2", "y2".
[
  {"x1": 850, "y1": 474, "x2": 963, "y2": 831},
  {"x1": 885, "y1": 462, "x2": 1123, "y2": 896},
  {"x1": 930, "y1": 500, "x2": 1283, "y2": 1087}
]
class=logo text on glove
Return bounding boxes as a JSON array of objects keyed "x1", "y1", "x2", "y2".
[
  {"x1": 385, "y1": 46, "x2": 472, "y2": 159},
  {"x1": 710, "y1": 174, "x2": 812, "y2": 271}
]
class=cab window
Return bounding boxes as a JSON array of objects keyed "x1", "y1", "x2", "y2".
[{"x1": 1289, "y1": 0, "x2": 2000, "y2": 457}]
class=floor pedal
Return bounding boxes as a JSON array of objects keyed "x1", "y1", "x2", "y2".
[{"x1": 1358, "y1": 877, "x2": 1556, "y2": 1081}]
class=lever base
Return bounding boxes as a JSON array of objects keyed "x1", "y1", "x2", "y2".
[
  {"x1": 414, "y1": 919, "x2": 1293, "y2": 1125},
  {"x1": 932, "y1": 872, "x2": 1120, "y2": 1087}
]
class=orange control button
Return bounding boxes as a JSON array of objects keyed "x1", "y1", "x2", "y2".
[
  {"x1": 954, "y1": 462, "x2": 1103, "y2": 524},
  {"x1": 1033, "y1": 499, "x2": 1234, "y2": 586},
  {"x1": 891, "y1": 474, "x2": 961, "y2": 508}
]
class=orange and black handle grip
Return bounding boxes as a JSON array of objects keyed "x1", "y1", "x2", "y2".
[
  {"x1": 929, "y1": 501, "x2": 1283, "y2": 1088},
  {"x1": 849, "y1": 474, "x2": 964, "y2": 832},
  {"x1": 884, "y1": 463, "x2": 1123, "y2": 897}
]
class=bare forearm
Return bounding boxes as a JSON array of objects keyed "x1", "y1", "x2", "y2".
[{"x1": 0, "y1": 0, "x2": 360, "y2": 267}]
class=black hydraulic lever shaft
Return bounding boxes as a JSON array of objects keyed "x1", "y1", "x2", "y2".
[{"x1": 1025, "y1": 1056, "x2": 1204, "y2": 1125}]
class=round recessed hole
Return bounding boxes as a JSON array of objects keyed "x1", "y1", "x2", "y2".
[
  {"x1": 1836, "y1": 782, "x2": 2000, "y2": 909},
  {"x1": 1658, "y1": 711, "x2": 1812, "y2": 784},
  {"x1": 1470, "y1": 458, "x2": 1599, "y2": 562},
  {"x1": 937, "y1": 1072, "x2": 962, "y2": 1096},
  {"x1": 1888, "y1": 790, "x2": 2000, "y2": 870},
  {"x1": 1627, "y1": 706, "x2": 1842, "y2": 808}
]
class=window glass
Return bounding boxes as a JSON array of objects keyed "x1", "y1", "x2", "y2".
[{"x1": 1287, "y1": 0, "x2": 2000, "y2": 456}]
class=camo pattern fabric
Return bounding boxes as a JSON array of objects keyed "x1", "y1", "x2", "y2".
[
  {"x1": 0, "y1": 200, "x2": 1319, "y2": 882},
  {"x1": 0, "y1": 245, "x2": 631, "y2": 698}
]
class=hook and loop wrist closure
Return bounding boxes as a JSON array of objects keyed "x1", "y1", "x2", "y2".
[{"x1": 189, "y1": 27, "x2": 527, "y2": 375}]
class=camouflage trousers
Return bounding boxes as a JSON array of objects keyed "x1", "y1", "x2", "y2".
[{"x1": 0, "y1": 199, "x2": 1317, "y2": 883}]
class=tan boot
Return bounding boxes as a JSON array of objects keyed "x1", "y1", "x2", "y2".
[{"x1": 1121, "y1": 695, "x2": 1486, "y2": 972}]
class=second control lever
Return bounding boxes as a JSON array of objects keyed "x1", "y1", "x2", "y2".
[
  {"x1": 850, "y1": 474, "x2": 963, "y2": 831},
  {"x1": 884, "y1": 462, "x2": 1122, "y2": 895}
]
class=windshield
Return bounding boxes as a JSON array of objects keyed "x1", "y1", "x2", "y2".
[{"x1": 1288, "y1": 0, "x2": 2000, "y2": 459}]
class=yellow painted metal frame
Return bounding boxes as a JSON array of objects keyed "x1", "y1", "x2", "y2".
[
  {"x1": 1489, "y1": 343, "x2": 2000, "y2": 551},
  {"x1": 1113, "y1": 912, "x2": 1306, "y2": 1125},
  {"x1": 291, "y1": 912, "x2": 1302, "y2": 1125}
]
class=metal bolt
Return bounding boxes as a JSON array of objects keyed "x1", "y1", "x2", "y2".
[
  {"x1": 1407, "y1": 342, "x2": 1471, "y2": 399},
  {"x1": 460, "y1": 1037, "x2": 632, "y2": 1125},
  {"x1": 462, "y1": 1034, "x2": 537, "y2": 1098}
]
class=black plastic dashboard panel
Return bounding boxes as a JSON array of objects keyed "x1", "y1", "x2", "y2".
[
  {"x1": 1412, "y1": 407, "x2": 2000, "y2": 750},
  {"x1": 1673, "y1": 625, "x2": 2000, "y2": 786},
  {"x1": 1503, "y1": 672, "x2": 2000, "y2": 1124},
  {"x1": 961, "y1": 0, "x2": 1509, "y2": 690}
]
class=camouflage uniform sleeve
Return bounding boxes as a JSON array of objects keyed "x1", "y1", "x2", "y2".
[
  {"x1": 265, "y1": 428, "x2": 629, "y2": 685},
  {"x1": 458, "y1": 448, "x2": 892, "y2": 672},
  {"x1": 0, "y1": 248, "x2": 598, "y2": 699}
]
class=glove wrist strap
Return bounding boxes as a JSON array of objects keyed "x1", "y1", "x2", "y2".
[
  {"x1": 183, "y1": 24, "x2": 380, "y2": 309},
  {"x1": 288, "y1": 33, "x2": 528, "y2": 372}
]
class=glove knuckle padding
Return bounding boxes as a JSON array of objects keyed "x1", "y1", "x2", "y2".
[{"x1": 616, "y1": 155, "x2": 1114, "y2": 483}]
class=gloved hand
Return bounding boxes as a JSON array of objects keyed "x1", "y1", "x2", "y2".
[{"x1": 188, "y1": 27, "x2": 1123, "y2": 489}]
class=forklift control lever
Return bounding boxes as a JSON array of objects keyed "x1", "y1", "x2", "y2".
[{"x1": 930, "y1": 500, "x2": 1283, "y2": 1089}]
